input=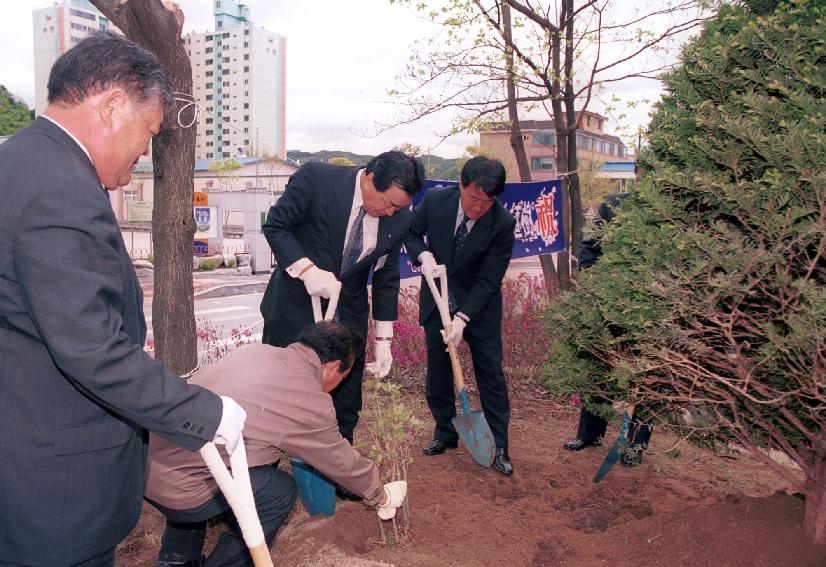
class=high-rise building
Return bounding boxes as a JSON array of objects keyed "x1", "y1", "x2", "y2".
[
  {"x1": 32, "y1": 0, "x2": 116, "y2": 116},
  {"x1": 185, "y1": 0, "x2": 287, "y2": 160}
]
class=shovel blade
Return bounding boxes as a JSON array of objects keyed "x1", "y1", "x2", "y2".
[
  {"x1": 452, "y1": 390, "x2": 496, "y2": 467},
  {"x1": 593, "y1": 411, "x2": 632, "y2": 483}
]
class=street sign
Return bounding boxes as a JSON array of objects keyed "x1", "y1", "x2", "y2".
[{"x1": 126, "y1": 201, "x2": 153, "y2": 222}]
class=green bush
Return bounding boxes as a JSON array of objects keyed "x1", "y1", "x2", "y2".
[{"x1": 545, "y1": 0, "x2": 825, "y2": 538}]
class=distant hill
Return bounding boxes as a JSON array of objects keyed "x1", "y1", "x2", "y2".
[
  {"x1": 0, "y1": 85, "x2": 33, "y2": 136},
  {"x1": 287, "y1": 149, "x2": 464, "y2": 182}
]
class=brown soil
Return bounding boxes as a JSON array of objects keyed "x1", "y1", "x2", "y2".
[{"x1": 117, "y1": 383, "x2": 826, "y2": 566}]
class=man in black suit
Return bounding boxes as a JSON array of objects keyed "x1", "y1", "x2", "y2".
[
  {"x1": 564, "y1": 193, "x2": 652, "y2": 467},
  {"x1": 0, "y1": 32, "x2": 246, "y2": 566},
  {"x1": 259, "y1": 151, "x2": 424, "y2": 493},
  {"x1": 405, "y1": 157, "x2": 516, "y2": 476}
]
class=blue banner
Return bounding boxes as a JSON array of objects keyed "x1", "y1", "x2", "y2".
[{"x1": 399, "y1": 178, "x2": 565, "y2": 279}]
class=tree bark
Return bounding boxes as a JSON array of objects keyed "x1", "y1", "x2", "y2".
[
  {"x1": 502, "y1": 3, "x2": 531, "y2": 183},
  {"x1": 91, "y1": 0, "x2": 198, "y2": 375},
  {"x1": 804, "y1": 429, "x2": 826, "y2": 544}
]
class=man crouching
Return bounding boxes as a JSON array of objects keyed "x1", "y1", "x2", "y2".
[{"x1": 144, "y1": 322, "x2": 406, "y2": 566}]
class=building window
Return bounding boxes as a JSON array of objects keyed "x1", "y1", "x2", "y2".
[
  {"x1": 205, "y1": 94, "x2": 213, "y2": 101},
  {"x1": 205, "y1": 71, "x2": 213, "y2": 77},
  {"x1": 531, "y1": 157, "x2": 556, "y2": 171},
  {"x1": 223, "y1": 105, "x2": 230, "y2": 110},
  {"x1": 206, "y1": 141, "x2": 213, "y2": 147},
  {"x1": 206, "y1": 152, "x2": 213, "y2": 158},
  {"x1": 222, "y1": 56, "x2": 230, "y2": 63},
  {"x1": 244, "y1": 54, "x2": 249, "y2": 60},
  {"x1": 206, "y1": 129, "x2": 213, "y2": 135},
  {"x1": 205, "y1": 47, "x2": 213, "y2": 54},
  {"x1": 223, "y1": 152, "x2": 230, "y2": 157},
  {"x1": 222, "y1": 69, "x2": 230, "y2": 75},
  {"x1": 533, "y1": 131, "x2": 555, "y2": 146},
  {"x1": 243, "y1": 115, "x2": 249, "y2": 122},
  {"x1": 223, "y1": 81, "x2": 230, "y2": 87},
  {"x1": 222, "y1": 129, "x2": 230, "y2": 134},
  {"x1": 205, "y1": 82, "x2": 213, "y2": 89},
  {"x1": 243, "y1": 66, "x2": 249, "y2": 73},
  {"x1": 205, "y1": 118, "x2": 213, "y2": 124}
]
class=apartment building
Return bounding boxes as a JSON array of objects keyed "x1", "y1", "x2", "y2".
[
  {"x1": 185, "y1": 0, "x2": 287, "y2": 160},
  {"x1": 479, "y1": 110, "x2": 627, "y2": 182},
  {"x1": 32, "y1": 0, "x2": 116, "y2": 116}
]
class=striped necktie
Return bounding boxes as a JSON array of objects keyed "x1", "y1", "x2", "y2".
[{"x1": 341, "y1": 206, "x2": 367, "y2": 273}]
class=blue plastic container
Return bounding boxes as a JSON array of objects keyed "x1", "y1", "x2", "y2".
[{"x1": 290, "y1": 458, "x2": 336, "y2": 517}]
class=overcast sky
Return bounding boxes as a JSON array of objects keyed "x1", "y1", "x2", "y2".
[{"x1": 2, "y1": 1, "x2": 685, "y2": 158}]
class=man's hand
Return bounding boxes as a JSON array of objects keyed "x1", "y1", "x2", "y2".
[
  {"x1": 441, "y1": 316, "x2": 467, "y2": 347},
  {"x1": 418, "y1": 251, "x2": 440, "y2": 279},
  {"x1": 369, "y1": 340, "x2": 392, "y2": 378},
  {"x1": 377, "y1": 480, "x2": 408, "y2": 520},
  {"x1": 299, "y1": 266, "x2": 339, "y2": 298},
  {"x1": 213, "y1": 396, "x2": 247, "y2": 455},
  {"x1": 366, "y1": 320, "x2": 393, "y2": 378}
]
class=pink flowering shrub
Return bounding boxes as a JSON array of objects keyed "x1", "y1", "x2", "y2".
[{"x1": 368, "y1": 274, "x2": 551, "y2": 389}]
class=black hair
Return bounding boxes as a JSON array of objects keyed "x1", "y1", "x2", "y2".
[
  {"x1": 364, "y1": 150, "x2": 426, "y2": 198},
  {"x1": 47, "y1": 31, "x2": 172, "y2": 109},
  {"x1": 297, "y1": 321, "x2": 364, "y2": 372},
  {"x1": 460, "y1": 156, "x2": 507, "y2": 197}
]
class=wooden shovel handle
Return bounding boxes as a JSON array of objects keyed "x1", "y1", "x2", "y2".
[
  {"x1": 311, "y1": 281, "x2": 341, "y2": 323},
  {"x1": 200, "y1": 441, "x2": 274, "y2": 567},
  {"x1": 424, "y1": 268, "x2": 465, "y2": 392}
]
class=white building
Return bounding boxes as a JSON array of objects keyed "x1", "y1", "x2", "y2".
[
  {"x1": 32, "y1": 0, "x2": 116, "y2": 116},
  {"x1": 185, "y1": 0, "x2": 287, "y2": 160}
]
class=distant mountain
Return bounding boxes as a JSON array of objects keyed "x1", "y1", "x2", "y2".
[{"x1": 287, "y1": 149, "x2": 464, "y2": 182}]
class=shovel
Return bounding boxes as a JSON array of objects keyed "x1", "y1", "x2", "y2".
[
  {"x1": 200, "y1": 439, "x2": 274, "y2": 567},
  {"x1": 311, "y1": 281, "x2": 341, "y2": 323},
  {"x1": 593, "y1": 401, "x2": 635, "y2": 483},
  {"x1": 424, "y1": 265, "x2": 496, "y2": 468}
]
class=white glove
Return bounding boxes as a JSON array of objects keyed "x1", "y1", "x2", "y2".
[
  {"x1": 366, "y1": 320, "x2": 393, "y2": 378},
  {"x1": 299, "y1": 266, "x2": 339, "y2": 298},
  {"x1": 213, "y1": 396, "x2": 247, "y2": 455},
  {"x1": 418, "y1": 251, "x2": 440, "y2": 278},
  {"x1": 442, "y1": 316, "x2": 467, "y2": 347},
  {"x1": 377, "y1": 480, "x2": 407, "y2": 520}
]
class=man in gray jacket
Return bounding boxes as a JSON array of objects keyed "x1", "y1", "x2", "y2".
[
  {"x1": 0, "y1": 32, "x2": 245, "y2": 566},
  {"x1": 145, "y1": 322, "x2": 407, "y2": 567}
]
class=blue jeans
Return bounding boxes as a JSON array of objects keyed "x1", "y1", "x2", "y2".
[{"x1": 148, "y1": 465, "x2": 297, "y2": 567}]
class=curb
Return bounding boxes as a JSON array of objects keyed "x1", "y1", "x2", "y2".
[{"x1": 194, "y1": 281, "x2": 269, "y2": 299}]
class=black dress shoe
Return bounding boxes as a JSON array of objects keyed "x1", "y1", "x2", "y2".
[
  {"x1": 492, "y1": 447, "x2": 513, "y2": 476},
  {"x1": 335, "y1": 483, "x2": 363, "y2": 501},
  {"x1": 621, "y1": 450, "x2": 643, "y2": 468},
  {"x1": 422, "y1": 438, "x2": 459, "y2": 456},
  {"x1": 563, "y1": 438, "x2": 601, "y2": 451}
]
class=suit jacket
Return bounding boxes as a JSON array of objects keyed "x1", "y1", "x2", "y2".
[
  {"x1": 405, "y1": 187, "x2": 516, "y2": 337},
  {"x1": 260, "y1": 161, "x2": 409, "y2": 342},
  {"x1": 0, "y1": 118, "x2": 222, "y2": 564}
]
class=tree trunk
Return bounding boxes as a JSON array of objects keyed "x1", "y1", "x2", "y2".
[
  {"x1": 804, "y1": 429, "x2": 826, "y2": 544},
  {"x1": 563, "y1": 0, "x2": 582, "y2": 267},
  {"x1": 91, "y1": 0, "x2": 198, "y2": 375},
  {"x1": 502, "y1": 3, "x2": 531, "y2": 183}
]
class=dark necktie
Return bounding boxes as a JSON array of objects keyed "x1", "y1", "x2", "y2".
[
  {"x1": 453, "y1": 214, "x2": 469, "y2": 262},
  {"x1": 341, "y1": 205, "x2": 367, "y2": 273},
  {"x1": 448, "y1": 214, "x2": 469, "y2": 314}
]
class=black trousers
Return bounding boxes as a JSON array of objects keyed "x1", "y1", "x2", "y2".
[
  {"x1": 575, "y1": 407, "x2": 652, "y2": 448},
  {"x1": 148, "y1": 465, "x2": 296, "y2": 567},
  {"x1": 423, "y1": 312, "x2": 511, "y2": 448}
]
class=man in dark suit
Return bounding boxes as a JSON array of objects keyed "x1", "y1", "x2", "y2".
[
  {"x1": 259, "y1": 151, "x2": 424, "y2": 496},
  {"x1": 564, "y1": 192, "x2": 652, "y2": 467},
  {"x1": 405, "y1": 157, "x2": 516, "y2": 476},
  {"x1": 0, "y1": 32, "x2": 246, "y2": 566}
]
